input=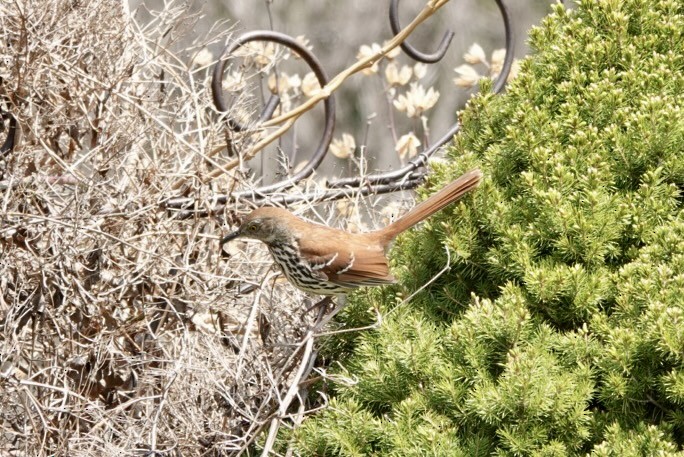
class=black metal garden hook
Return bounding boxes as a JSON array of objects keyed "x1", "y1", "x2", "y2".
[
  {"x1": 211, "y1": 30, "x2": 336, "y2": 199},
  {"x1": 166, "y1": 1, "x2": 515, "y2": 217},
  {"x1": 0, "y1": 78, "x2": 16, "y2": 159},
  {"x1": 327, "y1": 0, "x2": 514, "y2": 189},
  {"x1": 0, "y1": 112, "x2": 15, "y2": 158},
  {"x1": 389, "y1": 0, "x2": 455, "y2": 64}
]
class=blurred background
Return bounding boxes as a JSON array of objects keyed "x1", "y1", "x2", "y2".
[{"x1": 133, "y1": 0, "x2": 558, "y2": 189}]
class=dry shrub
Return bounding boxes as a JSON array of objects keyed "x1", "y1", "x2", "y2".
[{"x1": 0, "y1": 1, "x2": 329, "y2": 455}]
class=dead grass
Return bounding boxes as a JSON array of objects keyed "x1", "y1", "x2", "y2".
[{"x1": 0, "y1": 1, "x2": 352, "y2": 455}]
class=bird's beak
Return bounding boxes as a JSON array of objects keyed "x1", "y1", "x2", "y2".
[{"x1": 221, "y1": 230, "x2": 241, "y2": 245}]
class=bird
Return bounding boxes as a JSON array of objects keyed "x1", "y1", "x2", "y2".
[{"x1": 221, "y1": 169, "x2": 482, "y2": 296}]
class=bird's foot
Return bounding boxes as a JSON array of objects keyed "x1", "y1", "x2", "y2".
[
  {"x1": 307, "y1": 295, "x2": 348, "y2": 331},
  {"x1": 304, "y1": 296, "x2": 333, "y2": 314}
]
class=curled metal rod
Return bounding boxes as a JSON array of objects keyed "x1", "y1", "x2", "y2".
[
  {"x1": 257, "y1": 94, "x2": 281, "y2": 124},
  {"x1": 168, "y1": 178, "x2": 426, "y2": 221},
  {"x1": 209, "y1": 30, "x2": 335, "y2": 200},
  {"x1": 212, "y1": 33, "x2": 281, "y2": 132},
  {"x1": 0, "y1": 112, "x2": 16, "y2": 158},
  {"x1": 326, "y1": 0, "x2": 513, "y2": 190},
  {"x1": 167, "y1": 1, "x2": 515, "y2": 214},
  {"x1": 389, "y1": 0, "x2": 455, "y2": 64},
  {"x1": 1, "y1": 81, "x2": 16, "y2": 158},
  {"x1": 328, "y1": 122, "x2": 460, "y2": 189},
  {"x1": 490, "y1": 0, "x2": 514, "y2": 94}
]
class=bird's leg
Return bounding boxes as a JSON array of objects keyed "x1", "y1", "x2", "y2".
[
  {"x1": 312, "y1": 295, "x2": 348, "y2": 331},
  {"x1": 327, "y1": 294, "x2": 348, "y2": 319},
  {"x1": 304, "y1": 296, "x2": 332, "y2": 315},
  {"x1": 312, "y1": 302, "x2": 328, "y2": 329}
]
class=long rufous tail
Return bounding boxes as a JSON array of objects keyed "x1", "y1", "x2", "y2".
[{"x1": 376, "y1": 168, "x2": 482, "y2": 242}]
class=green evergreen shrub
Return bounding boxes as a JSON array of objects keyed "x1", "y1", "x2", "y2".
[{"x1": 293, "y1": 0, "x2": 684, "y2": 454}]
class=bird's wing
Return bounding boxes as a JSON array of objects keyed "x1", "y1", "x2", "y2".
[{"x1": 296, "y1": 228, "x2": 395, "y2": 288}]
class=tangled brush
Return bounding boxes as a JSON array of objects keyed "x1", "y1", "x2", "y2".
[{"x1": 0, "y1": 1, "x2": 337, "y2": 454}]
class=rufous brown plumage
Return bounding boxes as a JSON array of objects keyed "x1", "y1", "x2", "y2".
[{"x1": 222, "y1": 169, "x2": 482, "y2": 295}]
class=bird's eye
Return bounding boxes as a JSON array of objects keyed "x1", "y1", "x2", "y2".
[{"x1": 248, "y1": 224, "x2": 258, "y2": 231}]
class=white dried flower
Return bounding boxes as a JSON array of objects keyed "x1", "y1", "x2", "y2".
[
  {"x1": 385, "y1": 62, "x2": 412, "y2": 87},
  {"x1": 191, "y1": 48, "x2": 213, "y2": 68},
  {"x1": 336, "y1": 200, "x2": 352, "y2": 217},
  {"x1": 464, "y1": 43, "x2": 486, "y2": 65},
  {"x1": 395, "y1": 132, "x2": 421, "y2": 160},
  {"x1": 491, "y1": 48, "x2": 507, "y2": 76},
  {"x1": 357, "y1": 43, "x2": 382, "y2": 75},
  {"x1": 222, "y1": 71, "x2": 247, "y2": 92},
  {"x1": 491, "y1": 48, "x2": 507, "y2": 67},
  {"x1": 393, "y1": 82, "x2": 440, "y2": 118},
  {"x1": 329, "y1": 133, "x2": 356, "y2": 159},
  {"x1": 235, "y1": 41, "x2": 278, "y2": 68},
  {"x1": 453, "y1": 64, "x2": 480, "y2": 88},
  {"x1": 267, "y1": 72, "x2": 301, "y2": 94},
  {"x1": 295, "y1": 35, "x2": 313, "y2": 54},
  {"x1": 301, "y1": 72, "x2": 321, "y2": 97},
  {"x1": 413, "y1": 62, "x2": 428, "y2": 80}
]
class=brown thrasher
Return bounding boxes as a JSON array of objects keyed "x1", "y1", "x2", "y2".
[{"x1": 221, "y1": 169, "x2": 482, "y2": 295}]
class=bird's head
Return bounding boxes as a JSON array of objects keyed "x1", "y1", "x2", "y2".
[{"x1": 221, "y1": 207, "x2": 296, "y2": 246}]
